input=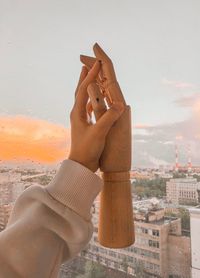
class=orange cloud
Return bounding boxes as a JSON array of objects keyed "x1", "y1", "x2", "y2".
[{"x1": 0, "y1": 115, "x2": 71, "y2": 164}]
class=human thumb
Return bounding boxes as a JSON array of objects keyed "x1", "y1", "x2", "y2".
[{"x1": 95, "y1": 101, "x2": 125, "y2": 137}]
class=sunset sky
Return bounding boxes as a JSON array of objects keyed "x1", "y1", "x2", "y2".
[
  {"x1": 1, "y1": 0, "x2": 200, "y2": 166},
  {"x1": 0, "y1": 115, "x2": 70, "y2": 164}
]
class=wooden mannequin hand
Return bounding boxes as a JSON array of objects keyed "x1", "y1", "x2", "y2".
[
  {"x1": 68, "y1": 60, "x2": 125, "y2": 172},
  {"x1": 80, "y1": 43, "x2": 132, "y2": 172},
  {"x1": 80, "y1": 44, "x2": 134, "y2": 248}
]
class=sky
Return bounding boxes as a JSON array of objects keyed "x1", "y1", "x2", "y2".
[{"x1": 0, "y1": 0, "x2": 200, "y2": 167}]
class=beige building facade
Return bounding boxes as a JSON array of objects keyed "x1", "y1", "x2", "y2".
[
  {"x1": 0, "y1": 203, "x2": 14, "y2": 231},
  {"x1": 166, "y1": 178, "x2": 200, "y2": 205},
  {"x1": 81, "y1": 200, "x2": 191, "y2": 278},
  {"x1": 190, "y1": 208, "x2": 200, "y2": 278}
]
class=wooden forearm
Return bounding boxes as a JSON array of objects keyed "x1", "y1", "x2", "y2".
[
  {"x1": 88, "y1": 85, "x2": 135, "y2": 248},
  {"x1": 99, "y1": 106, "x2": 132, "y2": 172},
  {"x1": 98, "y1": 172, "x2": 135, "y2": 248},
  {"x1": 99, "y1": 106, "x2": 135, "y2": 248}
]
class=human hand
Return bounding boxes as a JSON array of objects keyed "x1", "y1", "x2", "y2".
[{"x1": 68, "y1": 60, "x2": 125, "y2": 172}]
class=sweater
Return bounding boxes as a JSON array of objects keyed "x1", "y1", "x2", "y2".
[{"x1": 0, "y1": 159, "x2": 103, "y2": 278}]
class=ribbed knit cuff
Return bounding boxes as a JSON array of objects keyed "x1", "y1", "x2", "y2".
[{"x1": 45, "y1": 159, "x2": 103, "y2": 220}]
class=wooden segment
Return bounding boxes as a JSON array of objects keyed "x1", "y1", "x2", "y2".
[
  {"x1": 98, "y1": 106, "x2": 135, "y2": 247},
  {"x1": 98, "y1": 179, "x2": 135, "y2": 248},
  {"x1": 105, "y1": 81, "x2": 126, "y2": 105},
  {"x1": 87, "y1": 86, "x2": 134, "y2": 248},
  {"x1": 102, "y1": 171, "x2": 130, "y2": 182},
  {"x1": 100, "y1": 105, "x2": 132, "y2": 172}
]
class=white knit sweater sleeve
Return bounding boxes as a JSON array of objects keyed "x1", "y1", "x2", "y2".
[{"x1": 0, "y1": 159, "x2": 103, "y2": 278}]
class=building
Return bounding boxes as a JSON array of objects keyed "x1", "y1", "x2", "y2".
[
  {"x1": 166, "y1": 178, "x2": 200, "y2": 205},
  {"x1": 0, "y1": 181, "x2": 24, "y2": 231},
  {"x1": 0, "y1": 171, "x2": 21, "y2": 184},
  {"x1": 0, "y1": 182, "x2": 13, "y2": 205},
  {"x1": 80, "y1": 200, "x2": 191, "y2": 278},
  {"x1": 0, "y1": 171, "x2": 37, "y2": 231},
  {"x1": 0, "y1": 203, "x2": 14, "y2": 231},
  {"x1": 0, "y1": 182, "x2": 26, "y2": 205},
  {"x1": 189, "y1": 207, "x2": 200, "y2": 278}
]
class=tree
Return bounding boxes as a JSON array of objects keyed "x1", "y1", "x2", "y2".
[
  {"x1": 121, "y1": 257, "x2": 129, "y2": 276},
  {"x1": 132, "y1": 177, "x2": 167, "y2": 199},
  {"x1": 192, "y1": 174, "x2": 200, "y2": 182},
  {"x1": 165, "y1": 208, "x2": 190, "y2": 232},
  {"x1": 134, "y1": 262, "x2": 146, "y2": 278},
  {"x1": 178, "y1": 208, "x2": 190, "y2": 231},
  {"x1": 76, "y1": 260, "x2": 107, "y2": 278},
  {"x1": 173, "y1": 173, "x2": 186, "y2": 179}
]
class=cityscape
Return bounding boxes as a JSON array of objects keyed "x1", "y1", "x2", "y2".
[
  {"x1": 1, "y1": 1, "x2": 200, "y2": 277},
  {"x1": 1, "y1": 151, "x2": 200, "y2": 278}
]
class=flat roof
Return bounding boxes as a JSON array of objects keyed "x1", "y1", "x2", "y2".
[
  {"x1": 135, "y1": 216, "x2": 179, "y2": 226},
  {"x1": 189, "y1": 207, "x2": 200, "y2": 214}
]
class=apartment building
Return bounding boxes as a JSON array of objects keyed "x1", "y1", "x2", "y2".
[
  {"x1": 0, "y1": 177, "x2": 35, "y2": 231},
  {"x1": 190, "y1": 207, "x2": 200, "y2": 278},
  {"x1": 166, "y1": 178, "x2": 200, "y2": 205},
  {"x1": 0, "y1": 203, "x2": 14, "y2": 231},
  {"x1": 0, "y1": 182, "x2": 26, "y2": 205},
  {"x1": 0, "y1": 172, "x2": 21, "y2": 184},
  {"x1": 0, "y1": 182, "x2": 13, "y2": 205},
  {"x1": 81, "y1": 200, "x2": 191, "y2": 278}
]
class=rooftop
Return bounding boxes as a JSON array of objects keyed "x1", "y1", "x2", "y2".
[
  {"x1": 189, "y1": 206, "x2": 200, "y2": 215},
  {"x1": 169, "y1": 178, "x2": 198, "y2": 183},
  {"x1": 149, "y1": 216, "x2": 179, "y2": 226}
]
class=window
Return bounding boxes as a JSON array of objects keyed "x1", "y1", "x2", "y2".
[
  {"x1": 141, "y1": 227, "x2": 148, "y2": 234},
  {"x1": 152, "y1": 229, "x2": 159, "y2": 237},
  {"x1": 131, "y1": 246, "x2": 160, "y2": 260},
  {"x1": 149, "y1": 240, "x2": 159, "y2": 248},
  {"x1": 109, "y1": 251, "x2": 116, "y2": 258}
]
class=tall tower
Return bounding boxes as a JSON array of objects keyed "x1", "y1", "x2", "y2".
[
  {"x1": 175, "y1": 144, "x2": 179, "y2": 172},
  {"x1": 187, "y1": 144, "x2": 192, "y2": 172}
]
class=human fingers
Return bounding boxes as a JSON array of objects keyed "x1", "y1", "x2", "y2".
[
  {"x1": 94, "y1": 102, "x2": 125, "y2": 138},
  {"x1": 86, "y1": 100, "x2": 93, "y2": 117},
  {"x1": 75, "y1": 60, "x2": 101, "y2": 115},
  {"x1": 75, "y1": 66, "x2": 88, "y2": 98},
  {"x1": 88, "y1": 82, "x2": 107, "y2": 120},
  {"x1": 80, "y1": 55, "x2": 96, "y2": 69},
  {"x1": 80, "y1": 54, "x2": 104, "y2": 86}
]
